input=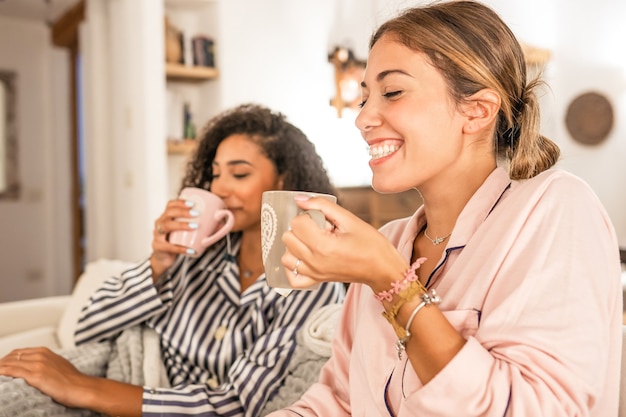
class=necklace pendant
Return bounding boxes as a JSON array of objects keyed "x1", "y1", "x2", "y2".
[
  {"x1": 243, "y1": 270, "x2": 253, "y2": 278},
  {"x1": 423, "y1": 228, "x2": 451, "y2": 246}
]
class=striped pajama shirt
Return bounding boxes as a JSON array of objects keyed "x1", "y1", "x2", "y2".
[{"x1": 74, "y1": 233, "x2": 345, "y2": 416}]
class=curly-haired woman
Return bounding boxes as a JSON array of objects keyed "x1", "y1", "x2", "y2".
[{"x1": 0, "y1": 103, "x2": 345, "y2": 416}]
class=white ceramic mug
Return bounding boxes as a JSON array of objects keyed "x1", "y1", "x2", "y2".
[
  {"x1": 261, "y1": 190, "x2": 336, "y2": 290},
  {"x1": 169, "y1": 187, "x2": 234, "y2": 257}
]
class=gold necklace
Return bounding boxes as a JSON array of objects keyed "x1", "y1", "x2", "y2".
[{"x1": 423, "y1": 228, "x2": 452, "y2": 245}]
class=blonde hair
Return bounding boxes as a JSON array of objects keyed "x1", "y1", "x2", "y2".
[{"x1": 370, "y1": 0, "x2": 559, "y2": 179}]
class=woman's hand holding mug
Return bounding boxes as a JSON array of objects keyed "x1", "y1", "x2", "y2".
[
  {"x1": 151, "y1": 187, "x2": 234, "y2": 280},
  {"x1": 280, "y1": 195, "x2": 407, "y2": 292}
]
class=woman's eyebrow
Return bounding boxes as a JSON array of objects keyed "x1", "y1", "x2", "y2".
[
  {"x1": 212, "y1": 160, "x2": 253, "y2": 167},
  {"x1": 361, "y1": 69, "x2": 413, "y2": 88},
  {"x1": 227, "y1": 160, "x2": 253, "y2": 167}
]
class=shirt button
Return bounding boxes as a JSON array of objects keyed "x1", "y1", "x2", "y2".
[
  {"x1": 207, "y1": 377, "x2": 219, "y2": 389},
  {"x1": 214, "y1": 326, "x2": 227, "y2": 340}
]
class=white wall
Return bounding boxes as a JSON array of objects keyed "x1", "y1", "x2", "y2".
[{"x1": 0, "y1": 16, "x2": 73, "y2": 302}]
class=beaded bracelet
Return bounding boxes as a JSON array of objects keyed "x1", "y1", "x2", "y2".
[
  {"x1": 394, "y1": 289, "x2": 441, "y2": 360},
  {"x1": 374, "y1": 257, "x2": 427, "y2": 303}
]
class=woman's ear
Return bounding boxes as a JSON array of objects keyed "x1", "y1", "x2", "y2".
[{"x1": 462, "y1": 89, "x2": 500, "y2": 135}]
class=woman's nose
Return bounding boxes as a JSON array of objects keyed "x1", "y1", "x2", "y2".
[
  {"x1": 209, "y1": 179, "x2": 228, "y2": 199},
  {"x1": 355, "y1": 101, "x2": 381, "y2": 133}
]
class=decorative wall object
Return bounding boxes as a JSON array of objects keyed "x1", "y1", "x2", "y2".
[
  {"x1": 565, "y1": 91, "x2": 614, "y2": 146},
  {"x1": 328, "y1": 46, "x2": 366, "y2": 118},
  {"x1": 0, "y1": 70, "x2": 19, "y2": 199}
]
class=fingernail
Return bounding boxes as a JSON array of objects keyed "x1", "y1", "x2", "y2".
[
  {"x1": 186, "y1": 248, "x2": 196, "y2": 255},
  {"x1": 189, "y1": 209, "x2": 200, "y2": 217},
  {"x1": 184, "y1": 200, "x2": 194, "y2": 207},
  {"x1": 294, "y1": 195, "x2": 311, "y2": 202},
  {"x1": 189, "y1": 222, "x2": 199, "y2": 229}
]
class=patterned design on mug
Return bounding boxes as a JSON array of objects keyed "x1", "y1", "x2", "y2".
[{"x1": 261, "y1": 203, "x2": 278, "y2": 264}]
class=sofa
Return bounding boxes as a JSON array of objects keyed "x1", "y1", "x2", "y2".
[{"x1": 0, "y1": 259, "x2": 169, "y2": 387}]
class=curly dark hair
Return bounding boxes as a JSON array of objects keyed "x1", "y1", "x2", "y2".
[{"x1": 181, "y1": 103, "x2": 337, "y2": 196}]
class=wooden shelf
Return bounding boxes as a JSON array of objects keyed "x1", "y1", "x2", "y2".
[
  {"x1": 164, "y1": 0, "x2": 216, "y2": 9},
  {"x1": 165, "y1": 62, "x2": 218, "y2": 82},
  {"x1": 167, "y1": 139, "x2": 197, "y2": 155}
]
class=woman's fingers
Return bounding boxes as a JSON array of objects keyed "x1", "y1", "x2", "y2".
[
  {"x1": 285, "y1": 196, "x2": 399, "y2": 287},
  {"x1": 0, "y1": 348, "x2": 89, "y2": 408},
  {"x1": 293, "y1": 196, "x2": 352, "y2": 233},
  {"x1": 151, "y1": 198, "x2": 201, "y2": 278},
  {"x1": 281, "y1": 209, "x2": 350, "y2": 284},
  {"x1": 281, "y1": 250, "x2": 320, "y2": 289},
  {"x1": 154, "y1": 198, "x2": 199, "y2": 237},
  {"x1": 152, "y1": 199, "x2": 201, "y2": 252}
]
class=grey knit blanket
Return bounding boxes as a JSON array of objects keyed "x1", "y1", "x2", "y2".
[
  {"x1": 260, "y1": 330, "x2": 330, "y2": 415},
  {"x1": 261, "y1": 303, "x2": 342, "y2": 415},
  {"x1": 0, "y1": 326, "x2": 145, "y2": 417}
]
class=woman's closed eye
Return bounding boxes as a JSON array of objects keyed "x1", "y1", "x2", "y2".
[
  {"x1": 359, "y1": 90, "x2": 402, "y2": 108},
  {"x1": 212, "y1": 172, "x2": 250, "y2": 180},
  {"x1": 383, "y1": 90, "x2": 402, "y2": 100}
]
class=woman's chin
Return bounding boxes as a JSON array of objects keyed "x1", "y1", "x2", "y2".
[
  {"x1": 371, "y1": 178, "x2": 399, "y2": 194},
  {"x1": 371, "y1": 178, "x2": 414, "y2": 195}
]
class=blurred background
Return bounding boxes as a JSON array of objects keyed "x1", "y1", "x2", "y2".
[{"x1": 0, "y1": 0, "x2": 624, "y2": 301}]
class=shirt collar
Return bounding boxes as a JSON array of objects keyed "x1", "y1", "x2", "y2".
[
  {"x1": 395, "y1": 167, "x2": 511, "y2": 258},
  {"x1": 447, "y1": 167, "x2": 511, "y2": 248}
]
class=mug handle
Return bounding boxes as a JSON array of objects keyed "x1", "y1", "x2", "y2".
[
  {"x1": 303, "y1": 209, "x2": 327, "y2": 229},
  {"x1": 201, "y1": 209, "x2": 235, "y2": 248}
]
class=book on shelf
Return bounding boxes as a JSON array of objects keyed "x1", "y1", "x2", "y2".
[{"x1": 192, "y1": 36, "x2": 215, "y2": 68}]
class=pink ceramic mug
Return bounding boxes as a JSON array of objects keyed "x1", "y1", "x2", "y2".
[{"x1": 169, "y1": 187, "x2": 234, "y2": 257}]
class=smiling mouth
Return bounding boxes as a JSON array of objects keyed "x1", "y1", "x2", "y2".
[{"x1": 368, "y1": 141, "x2": 401, "y2": 160}]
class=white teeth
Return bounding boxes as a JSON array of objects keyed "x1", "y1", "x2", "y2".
[{"x1": 369, "y1": 143, "x2": 399, "y2": 160}]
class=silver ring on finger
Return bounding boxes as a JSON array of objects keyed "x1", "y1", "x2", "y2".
[
  {"x1": 157, "y1": 224, "x2": 165, "y2": 235},
  {"x1": 293, "y1": 259, "x2": 301, "y2": 276}
]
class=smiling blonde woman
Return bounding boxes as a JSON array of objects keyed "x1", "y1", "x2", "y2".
[{"x1": 267, "y1": 1, "x2": 622, "y2": 416}]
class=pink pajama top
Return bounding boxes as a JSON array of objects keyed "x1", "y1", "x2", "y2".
[{"x1": 268, "y1": 167, "x2": 622, "y2": 416}]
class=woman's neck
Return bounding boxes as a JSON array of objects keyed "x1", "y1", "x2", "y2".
[
  {"x1": 239, "y1": 228, "x2": 262, "y2": 261},
  {"x1": 419, "y1": 164, "x2": 496, "y2": 235},
  {"x1": 237, "y1": 229, "x2": 265, "y2": 290}
]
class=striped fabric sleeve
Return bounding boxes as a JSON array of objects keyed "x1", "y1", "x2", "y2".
[
  {"x1": 74, "y1": 259, "x2": 173, "y2": 345},
  {"x1": 142, "y1": 282, "x2": 344, "y2": 417}
]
